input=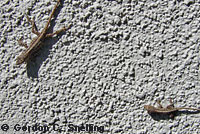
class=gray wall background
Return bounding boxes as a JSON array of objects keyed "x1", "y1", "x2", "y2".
[{"x1": 0, "y1": 0, "x2": 200, "y2": 133}]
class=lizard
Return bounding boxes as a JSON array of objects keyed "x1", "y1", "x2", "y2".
[
  {"x1": 144, "y1": 99, "x2": 200, "y2": 118},
  {"x1": 16, "y1": 0, "x2": 71, "y2": 65}
]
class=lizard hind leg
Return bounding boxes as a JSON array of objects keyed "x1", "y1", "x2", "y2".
[
  {"x1": 45, "y1": 23, "x2": 72, "y2": 38},
  {"x1": 166, "y1": 99, "x2": 175, "y2": 109},
  {"x1": 45, "y1": 27, "x2": 66, "y2": 37},
  {"x1": 26, "y1": 15, "x2": 40, "y2": 36},
  {"x1": 45, "y1": 24, "x2": 71, "y2": 38}
]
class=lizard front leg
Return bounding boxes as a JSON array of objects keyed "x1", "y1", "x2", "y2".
[
  {"x1": 18, "y1": 37, "x2": 28, "y2": 48},
  {"x1": 156, "y1": 99, "x2": 163, "y2": 108}
]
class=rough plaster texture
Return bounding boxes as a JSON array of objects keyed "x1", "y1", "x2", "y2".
[{"x1": 0, "y1": 0, "x2": 200, "y2": 133}]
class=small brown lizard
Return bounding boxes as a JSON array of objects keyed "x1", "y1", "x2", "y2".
[
  {"x1": 16, "y1": 0, "x2": 71, "y2": 65},
  {"x1": 144, "y1": 99, "x2": 200, "y2": 118}
]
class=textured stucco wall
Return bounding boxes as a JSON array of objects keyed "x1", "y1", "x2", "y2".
[{"x1": 0, "y1": 0, "x2": 200, "y2": 133}]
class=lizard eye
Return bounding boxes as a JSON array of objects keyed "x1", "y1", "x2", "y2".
[
  {"x1": 144, "y1": 105, "x2": 149, "y2": 109},
  {"x1": 16, "y1": 56, "x2": 24, "y2": 65}
]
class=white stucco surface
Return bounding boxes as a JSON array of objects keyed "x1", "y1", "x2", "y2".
[{"x1": 0, "y1": 0, "x2": 200, "y2": 133}]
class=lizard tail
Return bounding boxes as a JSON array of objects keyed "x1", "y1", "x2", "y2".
[{"x1": 178, "y1": 107, "x2": 200, "y2": 111}]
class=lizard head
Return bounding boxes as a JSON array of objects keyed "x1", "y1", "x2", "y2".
[
  {"x1": 16, "y1": 54, "x2": 26, "y2": 65},
  {"x1": 144, "y1": 105, "x2": 156, "y2": 113}
]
